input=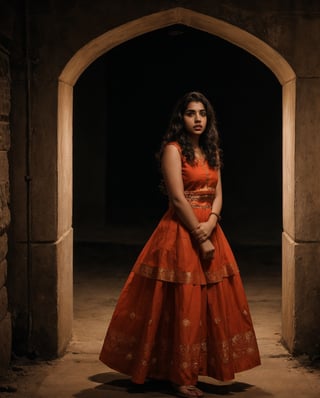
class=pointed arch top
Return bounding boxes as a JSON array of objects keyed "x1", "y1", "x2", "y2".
[{"x1": 59, "y1": 7, "x2": 295, "y2": 86}]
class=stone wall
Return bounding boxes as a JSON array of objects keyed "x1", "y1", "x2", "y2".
[{"x1": 0, "y1": 44, "x2": 11, "y2": 375}]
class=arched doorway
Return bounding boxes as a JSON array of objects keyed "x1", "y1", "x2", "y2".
[{"x1": 58, "y1": 7, "x2": 295, "y2": 354}]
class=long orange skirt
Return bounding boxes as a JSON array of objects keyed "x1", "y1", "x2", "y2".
[
  {"x1": 100, "y1": 201, "x2": 260, "y2": 384},
  {"x1": 99, "y1": 270, "x2": 260, "y2": 385}
]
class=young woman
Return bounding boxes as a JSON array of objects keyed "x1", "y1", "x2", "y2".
[{"x1": 99, "y1": 91, "x2": 261, "y2": 398}]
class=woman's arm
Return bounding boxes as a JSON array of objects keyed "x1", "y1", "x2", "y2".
[
  {"x1": 161, "y1": 144, "x2": 200, "y2": 231},
  {"x1": 161, "y1": 144, "x2": 215, "y2": 261},
  {"x1": 208, "y1": 169, "x2": 223, "y2": 229}
]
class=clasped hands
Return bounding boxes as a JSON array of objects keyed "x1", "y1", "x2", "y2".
[{"x1": 191, "y1": 222, "x2": 215, "y2": 261}]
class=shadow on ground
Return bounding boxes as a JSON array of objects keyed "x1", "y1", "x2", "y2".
[{"x1": 72, "y1": 371, "x2": 273, "y2": 398}]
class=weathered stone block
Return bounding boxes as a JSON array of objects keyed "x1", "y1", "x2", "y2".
[
  {"x1": 0, "y1": 123, "x2": 10, "y2": 151},
  {"x1": 0, "y1": 79, "x2": 10, "y2": 115},
  {"x1": 0, "y1": 51, "x2": 10, "y2": 117},
  {"x1": 0, "y1": 233, "x2": 7, "y2": 262},
  {"x1": 295, "y1": 78, "x2": 320, "y2": 242},
  {"x1": 0, "y1": 151, "x2": 9, "y2": 183},
  {"x1": 282, "y1": 232, "x2": 320, "y2": 355},
  {"x1": 294, "y1": 241, "x2": 320, "y2": 354},
  {"x1": 0, "y1": 259, "x2": 7, "y2": 289},
  {"x1": 31, "y1": 228, "x2": 73, "y2": 358},
  {"x1": 0, "y1": 286, "x2": 8, "y2": 321},
  {"x1": 0, "y1": 313, "x2": 11, "y2": 376},
  {"x1": 0, "y1": 182, "x2": 10, "y2": 234}
]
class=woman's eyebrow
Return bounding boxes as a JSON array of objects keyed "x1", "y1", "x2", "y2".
[{"x1": 185, "y1": 109, "x2": 206, "y2": 113}]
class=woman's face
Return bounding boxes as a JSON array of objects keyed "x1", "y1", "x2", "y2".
[{"x1": 183, "y1": 101, "x2": 207, "y2": 137}]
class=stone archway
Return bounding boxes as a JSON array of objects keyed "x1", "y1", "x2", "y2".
[{"x1": 57, "y1": 7, "x2": 296, "y2": 354}]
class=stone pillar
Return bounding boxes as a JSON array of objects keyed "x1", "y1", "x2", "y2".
[
  {"x1": 282, "y1": 77, "x2": 320, "y2": 355},
  {"x1": 9, "y1": 75, "x2": 73, "y2": 358},
  {"x1": 0, "y1": 45, "x2": 12, "y2": 375}
]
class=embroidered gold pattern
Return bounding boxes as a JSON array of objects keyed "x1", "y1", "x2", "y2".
[
  {"x1": 103, "y1": 328, "x2": 258, "y2": 376},
  {"x1": 182, "y1": 318, "x2": 191, "y2": 327},
  {"x1": 221, "y1": 341, "x2": 230, "y2": 364},
  {"x1": 138, "y1": 263, "x2": 238, "y2": 284},
  {"x1": 184, "y1": 190, "x2": 216, "y2": 209},
  {"x1": 201, "y1": 341, "x2": 207, "y2": 352},
  {"x1": 181, "y1": 361, "x2": 189, "y2": 369},
  {"x1": 179, "y1": 344, "x2": 187, "y2": 353},
  {"x1": 192, "y1": 361, "x2": 199, "y2": 370},
  {"x1": 129, "y1": 312, "x2": 136, "y2": 320}
]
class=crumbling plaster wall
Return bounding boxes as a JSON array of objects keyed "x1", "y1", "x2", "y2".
[{"x1": 5, "y1": 0, "x2": 320, "y2": 362}]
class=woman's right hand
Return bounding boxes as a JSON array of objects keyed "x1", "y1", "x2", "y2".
[{"x1": 199, "y1": 239, "x2": 215, "y2": 261}]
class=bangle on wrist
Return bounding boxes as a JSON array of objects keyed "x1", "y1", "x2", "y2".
[{"x1": 209, "y1": 212, "x2": 221, "y2": 221}]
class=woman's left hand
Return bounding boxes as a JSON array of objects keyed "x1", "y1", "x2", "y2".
[{"x1": 195, "y1": 221, "x2": 214, "y2": 242}]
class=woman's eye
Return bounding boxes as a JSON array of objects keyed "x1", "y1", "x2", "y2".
[
  {"x1": 185, "y1": 111, "x2": 194, "y2": 117},
  {"x1": 184, "y1": 110, "x2": 206, "y2": 117}
]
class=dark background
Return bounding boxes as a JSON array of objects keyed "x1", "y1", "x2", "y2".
[{"x1": 73, "y1": 25, "x2": 282, "y2": 246}]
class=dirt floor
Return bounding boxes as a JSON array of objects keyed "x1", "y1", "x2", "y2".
[{"x1": 1, "y1": 243, "x2": 320, "y2": 397}]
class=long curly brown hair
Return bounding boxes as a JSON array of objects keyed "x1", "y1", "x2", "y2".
[{"x1": 158, "y1": 91, "x2": 222, "y2": 168}]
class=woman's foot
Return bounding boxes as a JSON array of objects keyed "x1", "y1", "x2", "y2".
[{"x1": 173, "y1": 384, "x2": 204, "y2": 398}]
